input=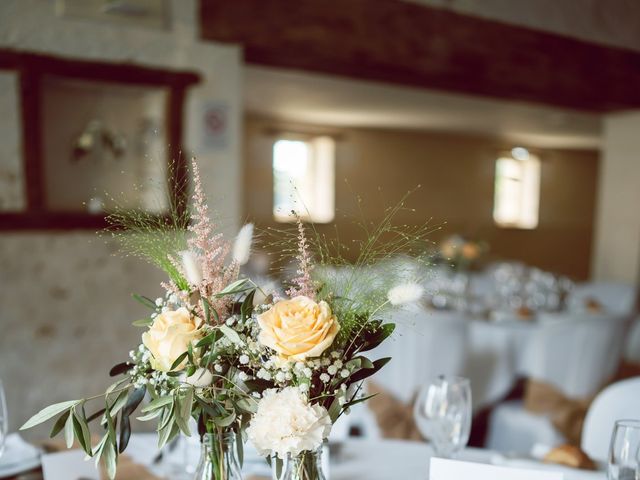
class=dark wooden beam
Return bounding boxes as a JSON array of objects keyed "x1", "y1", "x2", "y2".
[
  {"x1": 0, "y1": 49, "x2": 200, "y2": 87},
  {"x1": 19, "y1": 69, "x2": 45, "y2": 211},
  {"x1": 200, "y1": 0, "x2": 640, "y2": 112}
]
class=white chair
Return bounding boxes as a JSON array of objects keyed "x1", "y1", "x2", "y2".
[
  {"x1": 568, "y1": 281, "x2": 636, "y2": 316},
  {"x1": 521, "y1": 313, "x2": 625, "y2": 398},
  {"x1": 487, "y1": 314, "x2": 626, "y2": 453},
  {"x1": 625, "y1": 317, "x2": 640, "y2": 364},
  {"x1": 342, "y1": 306, "x2": 469, "y2": 439},
  {"x1": 581, "y1": 377, "x2": 640, "y2": 461},
  {"x1": 372, "y1": 306, "x2": 469, "y2": 404},
  {"x1": 465, "y1": 321, "x2": 519, "y2": 410}
]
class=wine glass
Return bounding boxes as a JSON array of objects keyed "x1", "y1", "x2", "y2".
[
  {"x1": 413, "y1": 375, "x2": 472, "y2": 458},
  {"x1": 0, "y1": 379, "x2": 7, "y2": 459},
  {"x1": 608, "y1": 419, "x2": 640, "y2": 480}
]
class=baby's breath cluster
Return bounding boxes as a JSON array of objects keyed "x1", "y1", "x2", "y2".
[{"x1": 126, "y1": 344, "x2": 177, "y2": 394}]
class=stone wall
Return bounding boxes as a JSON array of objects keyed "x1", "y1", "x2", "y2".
[{"x1": 0, "y1": 0, "x2": 242, "y2": 438}]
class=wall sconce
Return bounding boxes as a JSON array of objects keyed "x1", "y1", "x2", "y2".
[{"x1": 72, "y1": 119, "x2": 127, "y2": 163}]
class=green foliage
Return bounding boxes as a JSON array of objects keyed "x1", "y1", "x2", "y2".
[{"x1": 103, "y1": 162, "x2": 191, "y2": 290}]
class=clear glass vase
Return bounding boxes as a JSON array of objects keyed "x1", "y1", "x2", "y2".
[
  {"x1": 272, "y1": 447, "x2": 326, "y2": 480},
  {"x1": 194, "y1": 431, "x2": 243, "y2": 480}
]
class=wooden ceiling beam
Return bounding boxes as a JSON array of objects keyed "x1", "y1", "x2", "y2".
[{"x1": 200, "y1": 0, "x2": 640, "y2": 112}]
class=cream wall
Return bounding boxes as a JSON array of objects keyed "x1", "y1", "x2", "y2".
[
  {"x1": 245, "y1": 116, "x2": 600, "y2": 280},
  {"x1": 0, "y1": 0, "x2": 242, "y2": 436},
  {"x1": 592, "y1": 112, "x2": 640, "y2": 283}
]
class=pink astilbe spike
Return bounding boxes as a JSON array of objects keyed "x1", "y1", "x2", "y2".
[
  {"x1": 286, "y1": 217, "x2": 316, "y2": 299},
  {"x1": 184, "y1": 159, "x2": 239, "y2": 321}
]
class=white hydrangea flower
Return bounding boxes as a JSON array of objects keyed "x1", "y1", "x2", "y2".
[
  {"x1": 239, "y1": 355, "x2": 250, "y2": 365},
  {"x1": 275, "y1": 371, "x2": 286, "y2": 383},
  {"x1": 340, "y1": 369, "x2": 350, "y2": 378},
  {"x1": 247, "y1": 387, "x2": 332, "y2": 459},
  {"x1": 327, "y1": 365, "x2": 338, "y2": 375},
  {"x1": 320, "y1": 373, "x2": 330, "y2": 383}
]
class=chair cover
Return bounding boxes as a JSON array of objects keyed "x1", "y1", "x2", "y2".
[
  {"x1": 372, "y1": 306, "x2": 469, "y2": 404},
  {"x1": 568, "y1": 281, "x2": 636, "y2": 316},
  {"x1": 465, "y1": 321, "x2": 519, "y2": 409},
  {"x1": 624, "y1": 317, "x2": 640, "y2": 363},
  {"x1": 581, "y1": 377, "x2": 640, "y2": 461},
  {"x1": 486, "y1": 400, "x2": 565, "y2": 453},
  {"x1": 487, "y1": 313, "x2": 626, "y2": 453},
  {"x1": 519, "y1": 313, "x2": 626, "y2": 398}
]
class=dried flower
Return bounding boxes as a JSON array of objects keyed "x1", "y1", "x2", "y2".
[
  {"x1": 232, "y1": 223, "x2": 254, "y2": 265},
  {"x1": 179, "y1": 250, "x2": 203, "y2": 286},
  {"x1": 387, "y1": 282, "x2": 424, "y2": 306}
]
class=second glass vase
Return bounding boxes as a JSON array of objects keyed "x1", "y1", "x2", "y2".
[
  {"x1": 272, "y1": 447, "x2": 326, "y2": 480},
  {"x1": 194, "y1": 431, "x2": 243, "y2": 480}
]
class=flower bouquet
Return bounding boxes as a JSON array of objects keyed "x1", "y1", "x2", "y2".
[
  {"x1": 234, "y1": 211, "x2": 432, "y2": 480},
  {"x1": 21, "y1": 161, "x2": 260, "y2": 480},
  {"x1": 20, "y1": 166, "x2": 433, "y2": 480},
  {"x1": 438, "y1": 234, "x2": 488, "y2": 272}
]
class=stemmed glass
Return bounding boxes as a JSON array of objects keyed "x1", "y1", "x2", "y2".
[
  {"x1": 0, "y1": 379, "x2": 7, "y2": 459},
  {"x1": 608, "y1": 419, "x2": 640, "y2": 480},
  {"x1": 413, "y1": 375, "x2": 472, "y2": 458}
]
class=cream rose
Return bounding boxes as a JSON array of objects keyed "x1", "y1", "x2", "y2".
[
  {"x1": 142, "y1": 307, "x2": 203, "y2": 372},
  {"x1": 257, "y1": 296, "x2": 339, "y2": 360}
]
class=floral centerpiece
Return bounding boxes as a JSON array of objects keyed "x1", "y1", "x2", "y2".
[
  {"x1": 231, "y1": 207, "x2": 433, "y2": 480},
  {"x1": 21, "y1": 170, "x2": 433, "y2": 480},
  {"x1": 21, "y1": 161, "x2": 260, "y2": 480},
  {"x1": 438, "y1": 234, "x2": 488, "y2": 272}
]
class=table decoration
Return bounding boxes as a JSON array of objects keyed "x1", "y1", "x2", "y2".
[
  {"x1": 20, "y1": 160, "x2": 262, "y2": 480},
  {"x1": 437, "y1": 235, "x2": 487, "y2": 272},
  {"x1": 239, "y1": 202, "x2": 434, "y2": 480}
]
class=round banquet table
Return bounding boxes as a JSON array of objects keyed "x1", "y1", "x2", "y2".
[
  {"x1": 1, "y1": 435, "x2": 606, "y2": 480},
  {"x1": 374, "y1": 306, "x2": 626, "y2": 410},
  {"x1": 123, "y1": 435, "x2": 604, "y2": 480}
]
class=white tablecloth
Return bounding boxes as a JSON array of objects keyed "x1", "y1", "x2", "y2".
[
  {"x1": 125, "y1": 435, "x2": 605, "y2": 480},
  {"x1": 373, "y1": 308, "x2": 626, "y2": 409}
]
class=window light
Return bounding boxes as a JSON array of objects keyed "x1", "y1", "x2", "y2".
[
  {"x1": 273, "y1": 136, "x2": 335, "y2": 223},
  {"x1": 493, "y1": 149, "x2": 540, "y2": 229}
]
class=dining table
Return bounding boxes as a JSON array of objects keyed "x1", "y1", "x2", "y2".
[{"x1": 1, "y1": 434, "x2": 607, "y2": 480}]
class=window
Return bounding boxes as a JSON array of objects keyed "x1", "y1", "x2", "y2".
[
  {"x1": 273, "y1": 136, "x2": 335, "y2": 223},
  {"x1": 493, "y1": 148, "x2": 540, "y2": 229}
]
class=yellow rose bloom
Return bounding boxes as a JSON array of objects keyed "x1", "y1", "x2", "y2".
[
  {"x1": 257, "y1": 296, "x2": 340, "y2": 361},
  {"x1": 461, "y1": 242, "x2": 480, "y2": 260},
  {"x1": 142, "y1": 307, "x2": 203, "y2": 372}
]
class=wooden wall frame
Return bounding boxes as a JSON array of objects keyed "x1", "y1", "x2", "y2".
[{"x1": 0, "y1": 49, "x2": 200, "y2": 230}]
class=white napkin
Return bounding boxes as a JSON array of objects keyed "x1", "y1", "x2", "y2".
[
  {"x1": 0, "y1": 433, "x2": 41, "y2": 468},
  {"x1": 41, "y1": 450, "x2": 99, "y2": 480},
  {"x1": 431, "y1": 457, "x2": 563, "y2": 480}
]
